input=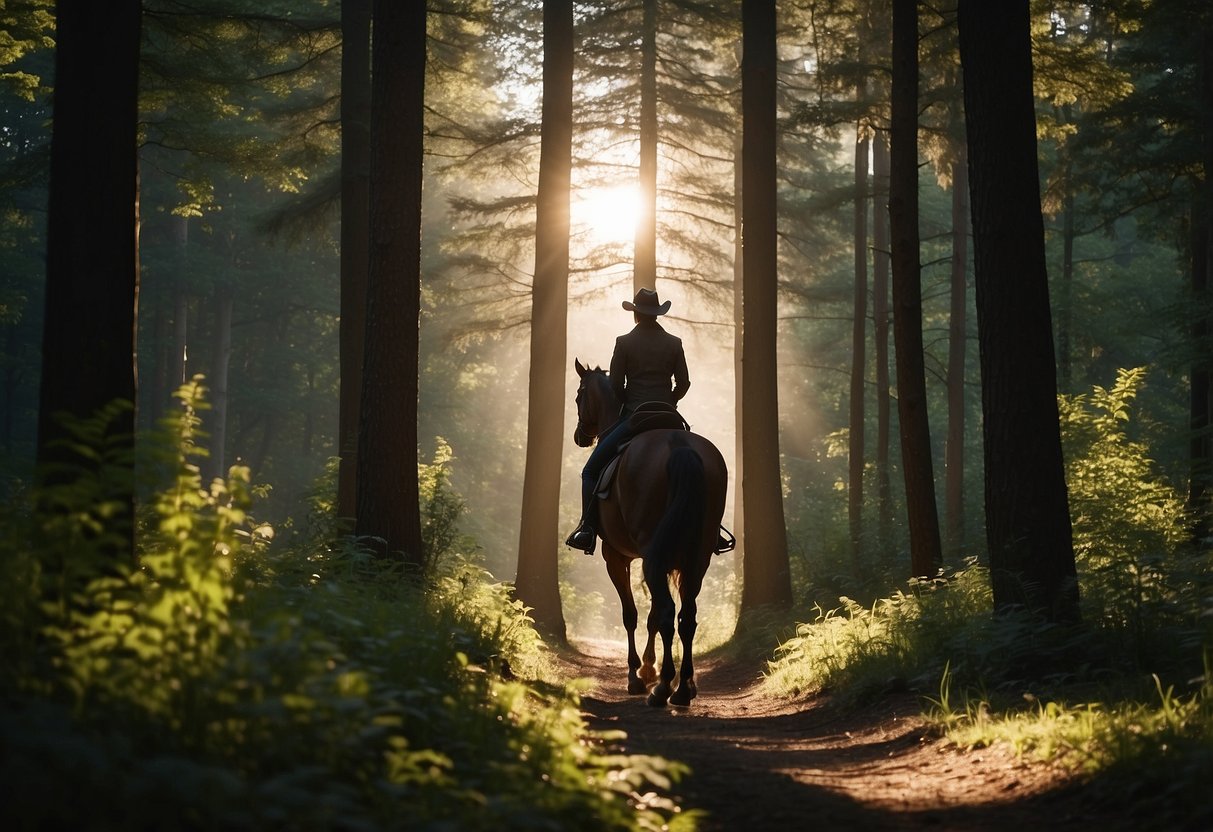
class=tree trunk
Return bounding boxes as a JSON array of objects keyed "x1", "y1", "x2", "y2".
[
  {"x1": 205, "y1": 281, "x2": 233, "y2": 482},
  {"x1": 515, "y1": 0, "x2": 573, "y2": 640},
  {"x1": 739, "y1": 0, "x2": 792, "y2": 618},
  {"x1": 958, "y1": 0, "x2": 1080, "y2": 622},
  {"x1": 1190, "y1": 207, "x2": 1210, "y2": 542},
  {"x1": 1058, "y1": 174, "x2": 1075, "y2": 392},
  {"x1": 634, "y1": 0, "x2": 658, "y2": 293},
  {"x1": 1188, "y1": 25, "x2": 1213, "y2": 544},
  {"x1": 890, "y1": 0, "x2": 943, "y2": 579},
  {"x1": 356, "y1": 0, "x2": 426, "y2": 569},
  {"x1": 732, "y1": 90, "x2": 746, "y2": 577},
  {"x1": 36, "y1": 0, "x2": 142, "y2": 561},
  {"x1": 170, "y1": 221, "x2": 189, "y2": 398},
  {"x1": 872, "y1": 130, "x2": 893, "y2": 550},
  {"x1": 849, "y1": 121, "x2": 869, "y2": 569},
  {"x1": 337, "y1": 0, "x2": 372, "y2": 528},
  {"x1": 945, "y1": 143, "x2": 968, "y2": 557}
]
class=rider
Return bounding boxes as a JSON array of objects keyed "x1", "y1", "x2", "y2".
[{"x1": 565, "y1": 287, "x2": 689, "y2": 555}]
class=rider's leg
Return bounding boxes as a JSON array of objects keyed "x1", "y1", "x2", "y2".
[{"x1": 566, "y1": 419, "x2": 628, "y2": 554}]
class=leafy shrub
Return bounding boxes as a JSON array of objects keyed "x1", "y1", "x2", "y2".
[
  {"x1": 1059, "y1": 367, "x2": 1209, "y2": 669},
  {"x1": 0, "y1": 386, "x2": 690, "y2": 831}
]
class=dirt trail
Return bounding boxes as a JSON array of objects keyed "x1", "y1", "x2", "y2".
[{"x1": 560, "y1": 638, "x2": 1133, "y2": 832}]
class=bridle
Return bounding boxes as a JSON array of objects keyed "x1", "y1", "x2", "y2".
[
  {"x1": 573, "y1": 382, "x2": 599, "y2": 446},
  {"x1": 574, "y1": 369, "x2": 617, "y2": 447}
]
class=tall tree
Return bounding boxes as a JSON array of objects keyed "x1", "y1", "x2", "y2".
[
  {"x1": 945, "y1": 101, "x2": 969, "y2": 557},
  {"x1": 36, "y1": 0, "x2": 142, "y2": 560},
  {"x1": 872, "y1": 129, "x2": 894, "y2": 550},
  {"x1": 739, "y1": 0, "x2": 792, "y2": 617},
  {"x1": 337, "y1": 0, "x2": 372, "y2": 527},
  {"x1": 1191, "y1": 17, "x2": 1213, "y2": 541},
  {"x1": 849, "y1": 93, "x2": 870, "y2": 569},
  {"x1": 958, "y1": 0, "x2": 1079, "y2": 621},
  {"x1": 355, "y1": 0, "x2": 425, "y2": 567},
  {"x1": 515, "y1": 0, "x2": 573, "y2": 640},
  {"x1": 633, "y1": 0, "x2": 658, "y2": 294},
  {"x1": 890, "y1": 0, "x2": 942, "y2": 578}
]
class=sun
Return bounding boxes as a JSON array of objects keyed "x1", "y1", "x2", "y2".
[{"x1": 572, "y1": 184, "x2": 642, "y2": 248}]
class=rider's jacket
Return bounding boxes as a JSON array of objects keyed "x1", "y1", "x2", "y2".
[{"x1": 608, "y1": 319, "x2": 690, "y2": 415}]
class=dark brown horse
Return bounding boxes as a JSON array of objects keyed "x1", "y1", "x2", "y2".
[{"x1": 573, "y1": 359, "x2": 729, "y2": 707}]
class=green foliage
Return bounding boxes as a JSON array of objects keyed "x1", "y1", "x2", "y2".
[
  {"x1": 768, "y1": 369, "x2": 1212, "y2": 827},
  {"x1": 1059, "y1": 367, "x2": 1205, "y2": 663},
  {"x1": 1, "y1": 390, "x2": 690, "y2": 831},
  {"x1": 35, "y1": 380, "x2": 268, "y2": 718},
  {"x1": 419, "y1": 437, "x2": 478, "y2": 574},
  {"x1": 764, "y1": 563, "x2": 1050, "y2": 703}
]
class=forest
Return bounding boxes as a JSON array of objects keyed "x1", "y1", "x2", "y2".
[{"x1": 1, "y1": 0, "x2": 1211, "y2": 829}]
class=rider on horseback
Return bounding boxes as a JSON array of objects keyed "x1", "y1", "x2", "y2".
[{"x1": 565, "y1": 288, "x2": 689, "y2": 555}]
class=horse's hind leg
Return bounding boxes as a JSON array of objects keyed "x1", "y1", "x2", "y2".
[
  {"x1": 643, "y1": 564, "x2": 677, "y2": 708},
  {"x1": 669, "y1": 569, "x2": 705, "y2": 707},
  {"x1": 603, "y1": 545, "x2": 646, "y2": 695}
]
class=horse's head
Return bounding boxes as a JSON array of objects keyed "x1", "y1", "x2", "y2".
[{"x1": 573, "y1": 358, "x2": 615, "y2": 447}]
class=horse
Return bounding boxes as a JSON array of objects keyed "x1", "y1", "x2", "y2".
[{"x1": 572, "y1": 358, "x2": 729, "y2": 707}]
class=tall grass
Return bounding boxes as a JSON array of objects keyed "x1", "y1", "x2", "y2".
[
  {"x1": 0, "y1": 382, "x2": 694, "y2": 831},
  {"x1": 764, "y1": 369, "x2": 1213, "y2": 826}
]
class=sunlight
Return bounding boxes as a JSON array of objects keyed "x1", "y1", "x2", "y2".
[{"x1": 572, "y1": 184, "x2": 642, "y2": 248}]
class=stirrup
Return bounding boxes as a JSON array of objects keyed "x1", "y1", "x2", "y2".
[{"x1": 714, "y1": 525, "x2": 736, "y2": 554}]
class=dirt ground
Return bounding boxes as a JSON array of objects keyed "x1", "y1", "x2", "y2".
[{"x1": 560, "y1": 638, "x2": 1147, "y2": 832}]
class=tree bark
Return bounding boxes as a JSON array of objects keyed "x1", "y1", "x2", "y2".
[
  {"x1": 515, "y1": 0, "x2": 573, "y2": 640},
  {"x1": 36, "y1": 0, "x2": 142, "y2": 561},
  {"x1": 1188, "y1": 24, "x2": 1213, "y2": 544},
  {"x1": 849, "y1": 121, "x2": 869, "y2": 568},
  {"x1": 205, "y1": 281, "x2": 233, "y2": 482},
  {"x1": 356, "y1": 0, "x2": 426, "y2": 569},
  {"x1": 337, "y1": 0, "x2": 372, "y2": 528},
  {"x1": 872, "y1": 130, "x2": 893, "y2": 550},
  {"x1": 634, "y1": 0, "x2": 658, "y2": 293},
  {"x1": 739, "y1": 0, "x2": 792, "y2": 617},
  {"x1": 945, "y1": 142, "x2": 968, "y2": 557},
  {"x1": 958, "y1": 0, "x2": 1080, "y2": 622},
  {"x1": 890, "y1": 0, "x2": 942, "y2": 579}
]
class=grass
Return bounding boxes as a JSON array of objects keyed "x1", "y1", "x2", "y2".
[{"x1": 0, "y1": 386, "x2": 697, "y2": 831}]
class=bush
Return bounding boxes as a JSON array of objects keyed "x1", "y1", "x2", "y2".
[{"x1": 0, "y1": 385, "x2": 691, "y2": 831}]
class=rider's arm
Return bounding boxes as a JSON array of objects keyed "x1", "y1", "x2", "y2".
[
  {"x1": 672, "y1": 341, "x2": 690, "y2": 402},
  {"x1": 609, "y1": 337, "x2": 628, "y2": 405}
]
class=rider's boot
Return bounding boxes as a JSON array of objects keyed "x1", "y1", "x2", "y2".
[
  {"x1": 565, "y1": 521, "x2": 596, "y2": 554},
  {"x1": 565, "y1": 478, "x2": 599, "y2": 555}
]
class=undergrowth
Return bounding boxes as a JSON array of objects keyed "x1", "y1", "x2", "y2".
[
  {"x1": 0, "y1": 381, "x2": 694, "y2": 831},
  {"x1": 765, "y1": 369, "x2": 1213, "y2": 827}
]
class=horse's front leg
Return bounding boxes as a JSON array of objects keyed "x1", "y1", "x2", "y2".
[
  {"x1": 643, "y1": 566, "x2": 677, "y2": 708},
  {"x1": 603, "y1": 544, "x2": 646, "y2": 695}
]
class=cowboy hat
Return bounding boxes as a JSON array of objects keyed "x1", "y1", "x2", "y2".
[{"x1": 622, "y1": 287, "x2": 671, "y2": 316}]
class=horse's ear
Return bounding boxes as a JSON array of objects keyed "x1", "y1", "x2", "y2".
[{"x1": 575, "y1": 358, "x2": 587, "y2": 378}]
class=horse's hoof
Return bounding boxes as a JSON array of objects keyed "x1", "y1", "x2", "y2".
[
  {"x1": 669, "y1": 690, "x2": 692, "y2": 707},
  {"x1": 669, "y1": 680, "x2": 697, "y2": 708},
  {"x1": 627, "y1": 678, "x2": 647, "y2": 695},
  {"x1": 646, "y1": 683, "x2": 671, "y2": 707}
]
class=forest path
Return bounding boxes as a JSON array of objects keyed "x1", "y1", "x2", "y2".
[{"x1": 558, "y1": 638, "x2": 1131, "y2": 832}]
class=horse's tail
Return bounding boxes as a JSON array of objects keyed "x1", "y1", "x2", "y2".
[{"x1": 644, "y1": 435, "x2": 705, "y2": 579}]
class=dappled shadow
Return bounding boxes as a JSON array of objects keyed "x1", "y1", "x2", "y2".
[{"x1": 567, "y1": 640, "x2": 1148, "y2": 832}]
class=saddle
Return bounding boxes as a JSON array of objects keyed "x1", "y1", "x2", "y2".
[
  {"x1": 593, "y1": 403, "x2": 736, "y2": 555},
  {"x1": 627, "y1": 400, "x2": 690, "y2": 434},
  {"x1": 594, "y1": 401, "x2": 688, "y2": 499}
]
